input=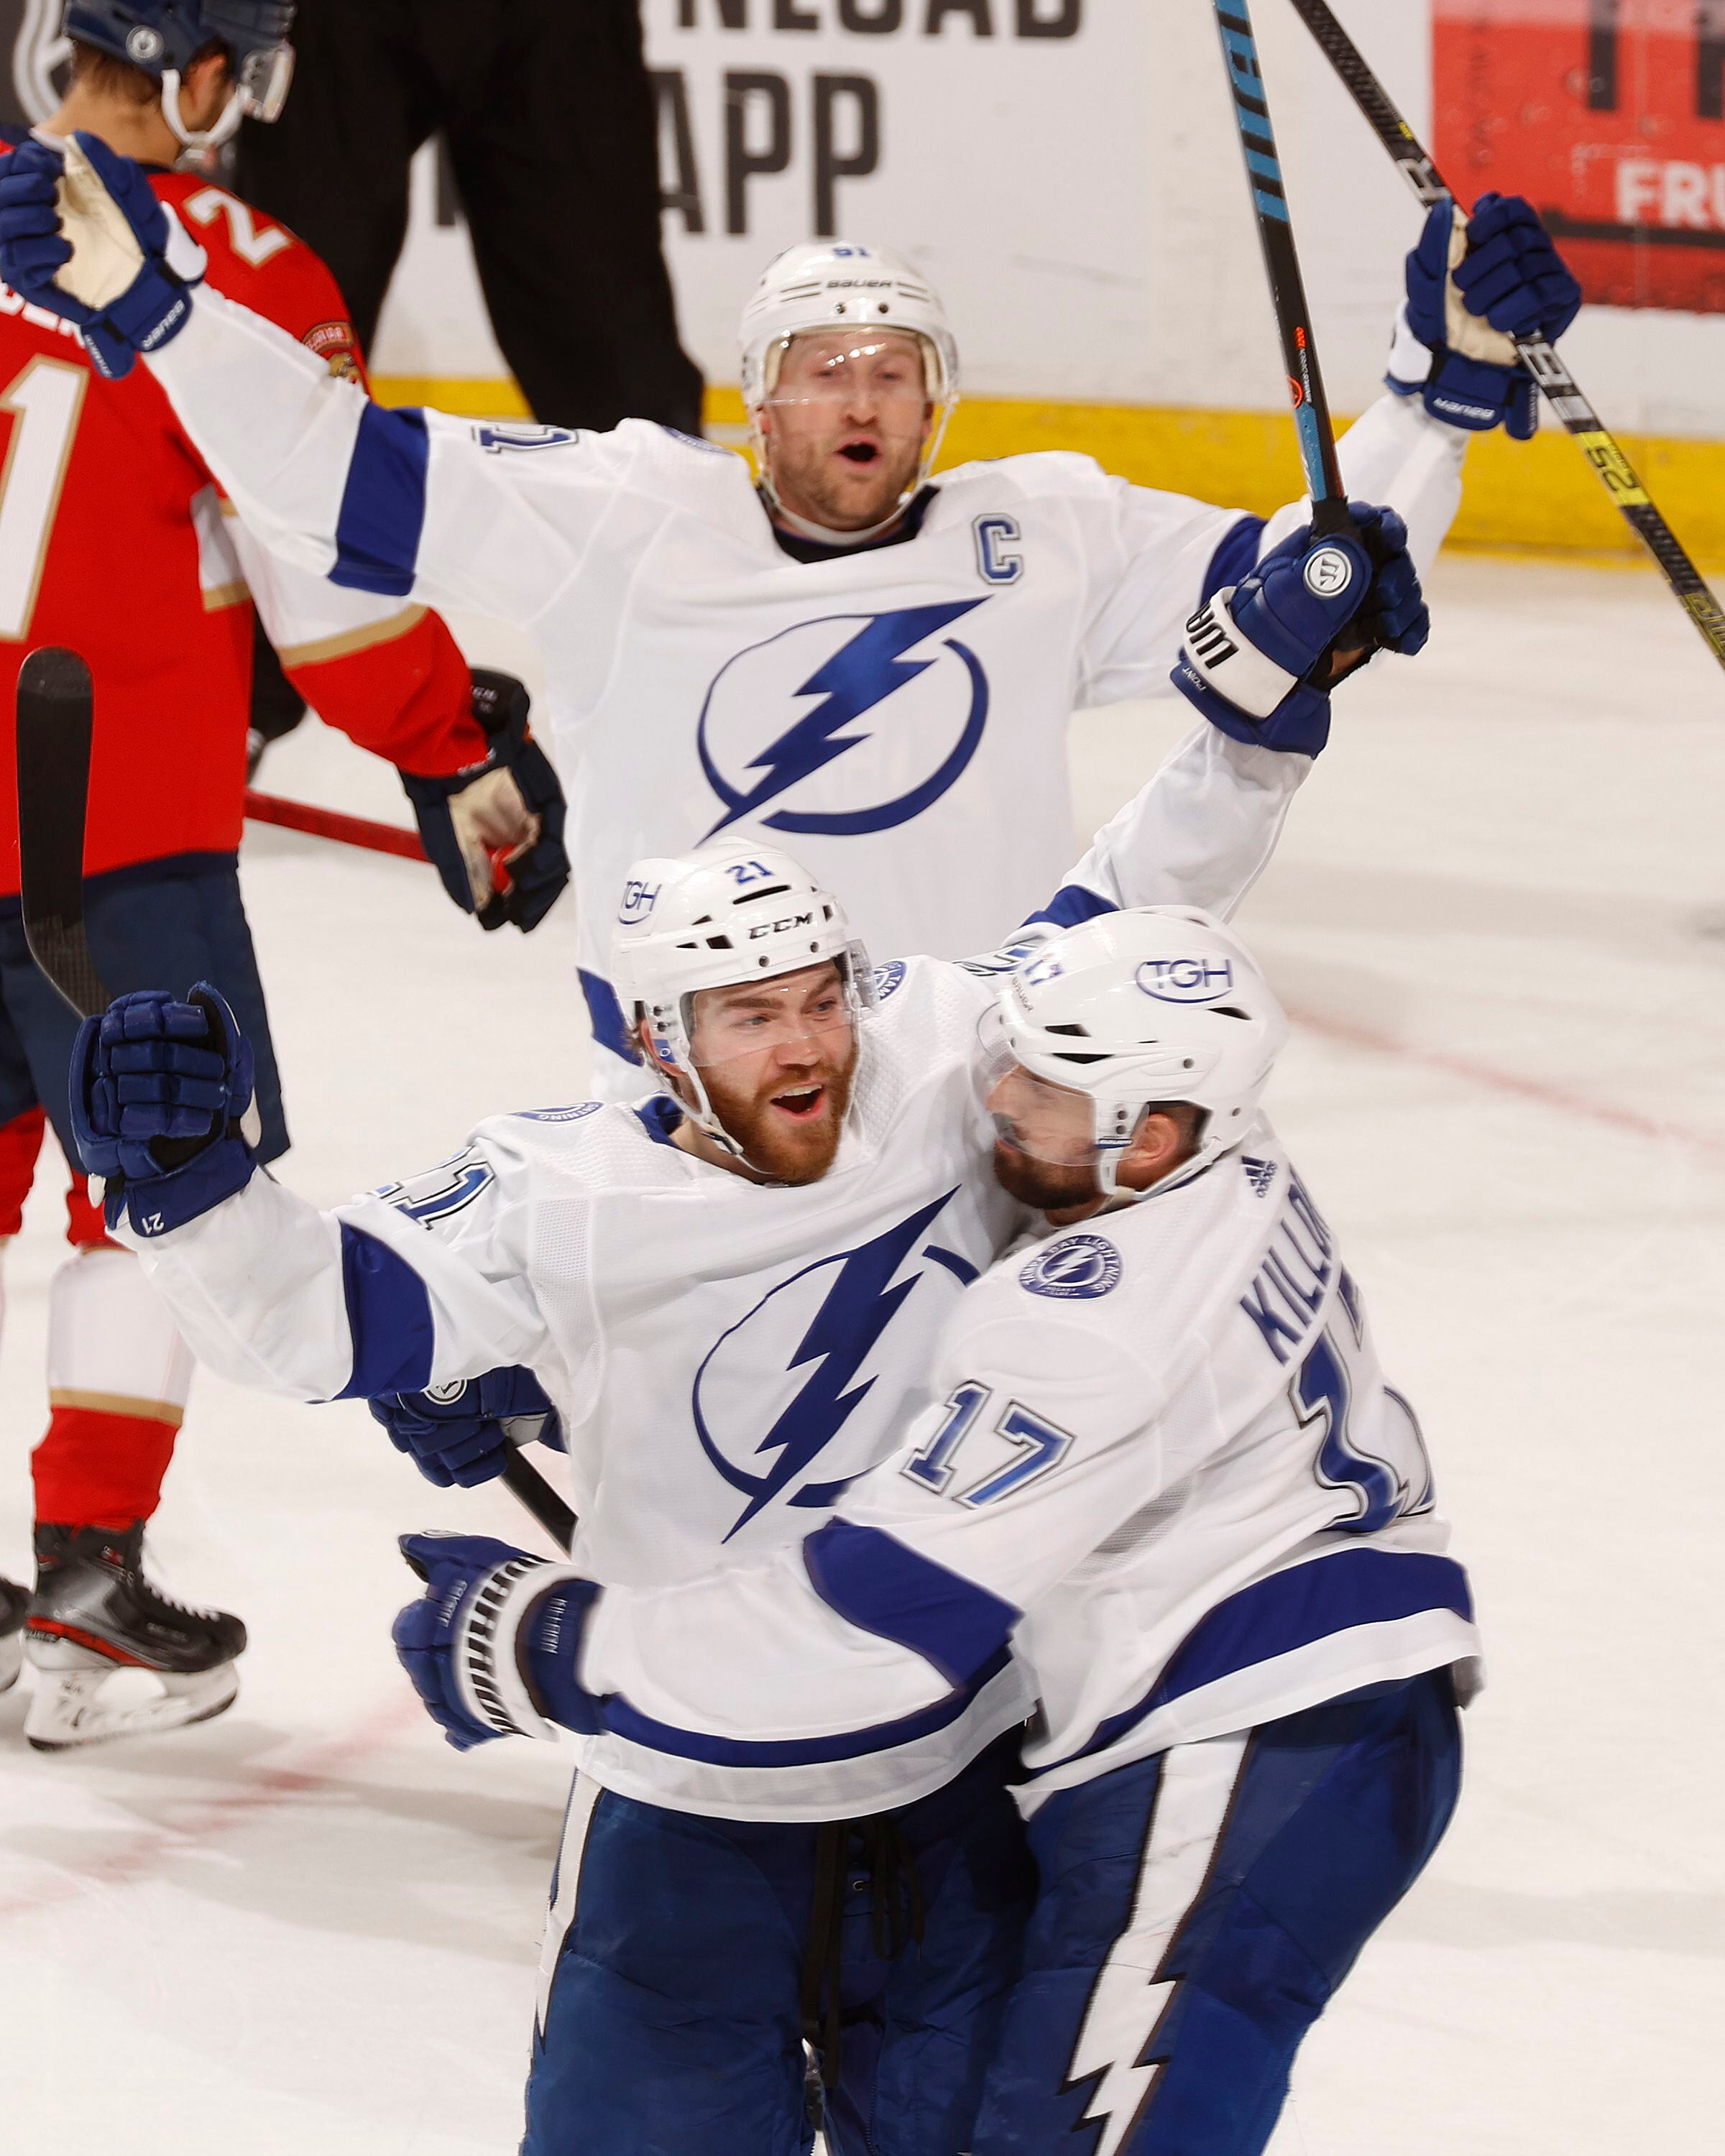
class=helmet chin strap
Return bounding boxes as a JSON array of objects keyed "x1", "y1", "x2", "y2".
[
  {"x1": 161, "y1": 72, "x2": 247, "y2": 155},
  {"x1": 755, "y1": 463, "x2": 914, "y2": 548}
]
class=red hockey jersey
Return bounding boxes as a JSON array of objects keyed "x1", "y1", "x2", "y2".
[{"x1": 0, "y1": 150, "x2": 486, "y2": 898}]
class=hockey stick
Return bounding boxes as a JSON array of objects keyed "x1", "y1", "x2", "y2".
[
  {"x1": 15, "y1": 650, "x2": 575, "y2": 1555},
  {"x1": 1287, "y1": 0, "x2": 1725, "y2": 675},
  {"x1": 244, "y1": 788, "x2": 428, "y2": 864},
  {"x1": 1213, "y1": 0, "x2": 1354, "y2": 540}
]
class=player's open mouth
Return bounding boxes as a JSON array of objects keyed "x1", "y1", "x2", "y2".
[
  {"x1": 770, "y1": 1084, "x2": 826, "y2": 1120},
  {"x1": 838, "y1": 440, "x2": 880, "y2": 464}
]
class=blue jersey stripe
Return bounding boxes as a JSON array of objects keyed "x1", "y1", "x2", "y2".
[
  {"x1": 594, "y1": 1644, "x2": 1014, "y2": 1768},
  {"x1": 331, "y1": 404, "x2": 430, "y2": 596},
  {"x1": 334, "y1": 1222, "x2": 436, "y2": 1399},
  {"x1": 1040, "y1": 1547, "x2": 1473, "y2": 1774},
  {"x1": 803, "y1": 1519, "x2": 1020, "y2": 1688},
  {"x1": 1021, "y1": 883, "x2": 1116, "y2": 931}
]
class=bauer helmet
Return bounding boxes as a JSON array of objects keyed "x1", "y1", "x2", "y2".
[
  {"x1": 611, "y1": 840, "x2": 874, "y2": 1163},
  {"x1": 740, "y1": 241, "x2": 960, "y2": 538},
  {"x1": 63, "y1": 1, "x2": 296, "y2": 149},
  {"x1": 982, "y1": 907, "x2": 1289, "y2": 1200}
]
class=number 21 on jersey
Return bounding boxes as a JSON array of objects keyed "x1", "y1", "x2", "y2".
[{"x1": 0, "y1": 357, "x2": 85, "y2": 642}]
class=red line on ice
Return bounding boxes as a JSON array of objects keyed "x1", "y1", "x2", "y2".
[
  {"x1": 0, "y1": 1692, "x2": 426, "y2": 1922},
  {"x1": 1288, "y1": 1003, "x2": 1725, "y2": 1164}
]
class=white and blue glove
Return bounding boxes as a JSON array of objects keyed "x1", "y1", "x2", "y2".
[
  {"x1": 1390, "y1": 190, "x2": 1582, "y2": 438},
  {"x1": 370, "y1": 1365, "x2": 564, "y2": 1490},
  {"x1": 1173, "y1": 504, "x2": 1428, "y2": 757},
  {"x1": 0, "y1": 130, "x2": 206, "y2": 381},
  {"x1": 393, "y1": 1531, "x2": 594, "y2": 1753},
  {"x1": 70, "y1": 985, "x2": 258, "y2": 1238}
]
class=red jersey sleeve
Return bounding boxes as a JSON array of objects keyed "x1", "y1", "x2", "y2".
[{"x1": 157, "y1": 176, "x2": 487, "y2": 778}]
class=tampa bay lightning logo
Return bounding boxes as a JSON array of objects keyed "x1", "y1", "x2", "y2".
[
  {"x1": 1019, "y1": 1234, "x2": 1123, "y2": 1301},
  {"x1": 697, "y1": 601, "x2": 992, "y2": 839},
  {"x1": 692, "y1": 1189, "x2": 977, "y2": 1538}
]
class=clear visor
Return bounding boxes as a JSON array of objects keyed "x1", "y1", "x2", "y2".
[
  {"x1": 238, "y1": 43, "x2": 295, "y2": 123},
  {"x1": 760, "y1": 331, "x2": 938, "y2": 413},
  {"x1": 683, "y1": 964, "x2": 857, "y2": 1072},
  {"x1": 978, "y1": 1020, "x2": 1108, "y2": 1169}
]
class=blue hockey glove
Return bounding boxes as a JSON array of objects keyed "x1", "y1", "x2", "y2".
[
  {"x1": 69, "y1": 985, "x2": 257, "y2": 1238},
  {"x1": 1172, "y1": 504, "x2": 1428, "y2": 756},
  {"x1": 370, "y1": 1364, "x2": 564, "y2": 1491},
  {"x1": 1392, "y1": 191, "x2": 1582, "y2": 438},
  {"x1": 0, "y1": 132, "x2": 207, "y2": 382},
  {"x1": 394, "y1": 1531, "x2": 592, "y2": 1752},
  {"x1": 401, "y1": 672, "x2": 569, "y2": 933}
]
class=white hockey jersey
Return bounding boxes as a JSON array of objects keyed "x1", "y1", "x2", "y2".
[
  {"x1": 142, "y1": 285, "x2": 1465, "y2": 1083},
  {"x1": 118, "y1": 729, "x2": 1305, "y2": 1817},
  {"x1": 551, "y1": 1120, "x2": 1481, "y2": 1822}
]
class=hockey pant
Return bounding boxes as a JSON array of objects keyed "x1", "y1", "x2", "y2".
[
  {"x1": 972, "y1": 1668, "x2": 1463, "y2": 2156},
  {"x1": 0, "y1": 861, "x2": 284, "y2": 1527},
  {"x1": 525, "y1": 1734, "x2": 1034, "y2": 2156}
]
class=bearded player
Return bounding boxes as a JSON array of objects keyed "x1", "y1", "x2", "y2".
[{"x1": 0, "y1": 1, "x2": 568, "y2": 1750}]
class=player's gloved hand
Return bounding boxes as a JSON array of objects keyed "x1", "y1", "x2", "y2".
[
  {"x1": 400, "y1": 671, "x2": 570, "y2": 933},
  {"x1": 393, "y1": 1531, "x2": 592, "y2": 1751},
  {"x1": 370, "y1": 1365, "x2": 564, "y2": 1490},
  {"x1": 0, "y1": 132, "x2": 207, "y2": 382},
  {"x1": 1173, "y1": 504, "x2": 1428, "y2": 756},
  {"x1": 1389, "y1": 191, "x2": 1581, "y2": 438},
  {"x1": 69, "y1": 984, "x2": 258, "y2": 1238}
]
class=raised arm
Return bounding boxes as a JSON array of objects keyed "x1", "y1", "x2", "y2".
[
  {"x1": 72, "y1": 986, "x2": 549, "y2": 1403},
  {"x1": 0, "y1": 131, "x2": 632, "y2": 630}
]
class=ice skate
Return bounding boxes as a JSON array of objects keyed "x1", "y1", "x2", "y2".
[
  {"x1": 24, "y1": 1524, "x2": 246, "y2": 1752},
  {"x1": 0, "y1": 1574, "x2": 25, "y2": 1695}
]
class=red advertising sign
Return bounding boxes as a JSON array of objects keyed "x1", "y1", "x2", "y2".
[{"x1": 1433, "y1": 0, "x2": 1725, "y2": 313}]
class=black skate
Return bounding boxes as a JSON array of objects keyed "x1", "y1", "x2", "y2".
[
  {"x1": 24, "y1": 1524, "x2": 247, "y2": 1751},
  {"x1": 0, "y1": 1572, "x2": 25, "y2": 1696}
]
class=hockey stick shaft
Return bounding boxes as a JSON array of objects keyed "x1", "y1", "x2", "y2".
[
  {"x1": 15, "y1": 653, "x2": 574, "y2": 1552},
  {"x1": 244, "y1": 788, "x2": 428, "y2": 863},
  {"x1": 1287, "y1": 0, "x2": 1725, "y2": 672},
  {"x1": 1214, "y1": 0, "x2": 1353, "y2": 537},
  {"x1": 17, "y1": 648, "x2": 108, "y2": 1021}
]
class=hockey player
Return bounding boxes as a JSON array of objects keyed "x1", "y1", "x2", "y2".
[
  {"x1": 0, "y1": 1, "x2": 569, "y2": 1751},
  {"x1": 390, "y1": 907, "x2": 1481, "y2": 2156},
  {"x1": 63, "y1": 628, "x2": 1427, "y2": 2155},
  {"x1": 0, "y1": 121, "x2": 1580, "y2": 1087}
]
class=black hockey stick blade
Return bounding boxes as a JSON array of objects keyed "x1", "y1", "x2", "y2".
[
  {"x1": 1214, "y1": 0, "x2": 1351, "y2": 536},
  {"x1": 1288, "y1": 0, "x2": 1725, "y2": 676},
  {"x1": 502, "y1": 1447, "x2": 578, "y2": 1554},
  {"x1": 17, "y1": 647, "x2": 109, "y2": 1021}
]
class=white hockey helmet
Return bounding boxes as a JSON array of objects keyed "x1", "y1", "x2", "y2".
[
  {"x1": 983, "y1": 907, "x2": 1289, "y2": 1199},
  {"x1": 740, "y1": 241, "x2": 960, "y2": 535},
  {"x1": 611, "y1": 839, "x2": 874, "y2": 1161}
]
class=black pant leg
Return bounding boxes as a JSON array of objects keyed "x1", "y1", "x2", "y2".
[
  {"x1": 430, "y1": 0, "x2": 704, "y2": 431},
  {"x1": 233, "y1": 0, "x2": 435, "y2": 354}
]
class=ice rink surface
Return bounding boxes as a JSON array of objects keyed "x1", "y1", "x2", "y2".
[{"x1": 1, "y1": 553, "x2": 1721, "y2": 2152}]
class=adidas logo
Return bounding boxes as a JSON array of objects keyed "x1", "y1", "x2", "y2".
[{"x1": 1241, "y1": 1156, "x2": 1276, "y2": 1198}]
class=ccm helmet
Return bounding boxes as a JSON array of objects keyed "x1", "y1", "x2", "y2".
[
  {"x1": 611, "y1": 840, "x2": 873, "y2": 1163},
  {"x1": 984, "y1": 907, "x2": 1289, "y2": 1199},
  {"x1": 739, "y1": 241, "x2": 960, "y2": 541},
  {"x1": 63, "y1": 1, "x2": 296, "y2": 149}
]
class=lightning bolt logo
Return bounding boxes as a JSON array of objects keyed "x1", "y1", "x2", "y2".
[
  {"x1": 1062, "y1": 1734, "x2": 1248, "y2": 2155},
  {"x1": 698, "y1": 602, "x2": 990, "y2": 840},
  {"x1": 691, "y1": 1190, "x2": 959, "y2": 1539}
]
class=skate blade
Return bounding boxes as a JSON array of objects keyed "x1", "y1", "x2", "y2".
[
  {"x1": 0, "y1": 1630, "x2": 19, "y2": 1695},
  {"x1": 24, "y1": 1660, "x2": 239, "y2": 1751}
]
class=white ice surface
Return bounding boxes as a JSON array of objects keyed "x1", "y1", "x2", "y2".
[{"x1": 1, "y1": 555, "x2": 1721, "y2": 2152}]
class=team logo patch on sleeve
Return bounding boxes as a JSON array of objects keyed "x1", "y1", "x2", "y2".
[
  {"x1": 870, "y1": 961, "x2": 907, "y2": 1001},
  {"x1": 301, "y1": 320, "x2": 360, "y2": 382},
  {"x1": 1020, "y1": 1234, "x2": 1123, "y2": 1300},
  {"x1": 516, "y1": 1102, "x2": 603, "y2": 1123}
]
